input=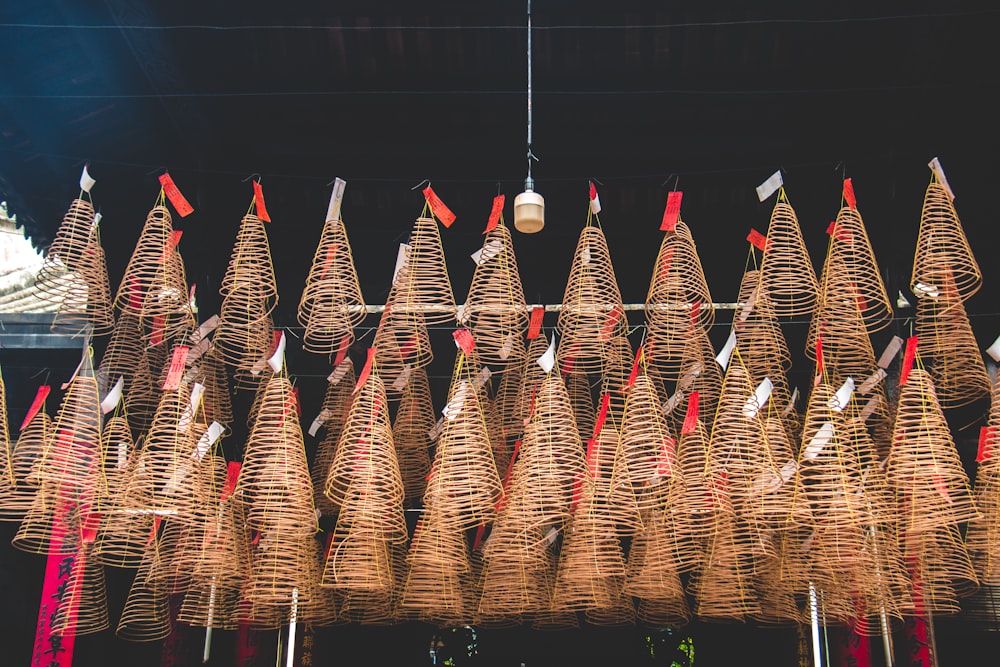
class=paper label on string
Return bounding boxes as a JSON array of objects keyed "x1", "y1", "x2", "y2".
[
  {"x1": 782, "y1": 387, "x2": 800, "y2": 417},
  {"x1": 779, "y1": 459, "x2": 798, "y2": 484},
  {"x1": 544, "y1": 526, "x2": 559, "y2": 545},
  {"x1": 896, "y1": 290, "x2": 911, "y2": 308},
  {"x1": 80, "y1": 164, "x2": 96, "y2": 192},
  {"x1": 455, "y1": 302, "x2": 470, "y2": 325},
  {"x1": 829, "y1": 377, "x2": 855, "y2": 412},
  {"x1": 100, "y1": 377, "x2": 124, "y2": 414},
  {"x1": 899, "y1": 336, "x2": 919, "y2": 386},
  {"x1": 193, "y1": 421, "x2": 225, "y2": 461},
  {"x1": 537, "y1": 335, "x2": 556, "y2": 374},
  {"x1": 191, "y1": 314, "x2": 219, "y2": 344},
  {"x1": 681, "y1": 391, "x2": 700, "y2": 434},
  {"x1": 877, "y1": 336, "x2": 904, "y2": 369},
  {"x1": 186, "y1": 337, "x2": 211, "y2": 366},
  {"x1": 353, "y1": 347, "x2": 376, "y2": 394},
  {"x1": 162, "y1": 346, "x2": 190, "y2": 391},
  {"x1": 327, "y1": 177, "x2": 347, "y2": 221},
  {"x1": 158, "y1": 171, "x2": 194, "y2": 217},
  {"x1": 527, "y1": 306, "x2": 544, "y2": 339},
  {"x1": 428, "y1": 417, "x2": 444, "y2": 441},
  {"x1": 743, "y1": 377, "x2": 773, "y2": 419},
  {"x1": 442, "y1": 381, "x2": 472, "y2": 421},
  {"x1": 677, "y1": 362, "x2": 702, "y2": 393},
  {"x1": 422, "y1": 185, "x2": 456, "y2": 227},
  {"x1": 842, "y1": 178, "x2": 857, "y2": 209},
  {"x1": 21, "y1": 385, "x2": 51, "y2": 430},
  {"x1": 663, "y1": 390, "x2": 683, "y2": 415},
  {"x1": 391, "y1": 364, "x2": 413, "y2": 393},
  {"x1": 737, "y1": 288, "x2": 757, "y2": 323},
  {"x1": 267, "y1": 330, "x2": 286, "y2": 372},
  {"x1": 859, "y1": 395, "x2": 881, "y2": 421},
  {"x1": 475, "y1": 366, "x2": 493, "y2": 389},
  {"x1": 857, "y1": 369, "x2": 887, "y2": 395},
  {"x1": 747, "y1": 228, "x2": 768, "y2": 252},
  {"x1": 716, "y1": 329, "x2": 737, "y2": 371},
  {"x1": 660, "y1": 191, "x2": 683, "y2": 231},
  {"x1": 985, "y1": 334, "x2": 1000, "y2": 362},
  {"x1": 803, "y1": 422, "x2": 835, "y2": 459},
  {"x1": 471, "y1": 238, "x2": 503, "y2": 266},
  {"x1": 327, "y1": 357, "x2": 352, "y2": 385},
  {"x1": 252, "y1": 180, "x2": 271, "y2": 222},
  {"x1": 116, "y1": 438, "x2": 129, "y2": 470},
  {"x1": 177, "y1": 382, "x2": 206, "y2": 433},
  {"x1": 308, "y1": 409, "x2": 332, "y2": 437},
  {"x1": 221, "y1": 461, "x2": 241, "y2": 501},
  {"x1": 913, "y1": 282, "x2": 939, "y2": 298},
  {"x1": 626, "y1": 345, "x2": 643, "y2": 389},
  {"x1": 92, "y1": 211, "x2": 102, "y2": 228},
  {"x1": 453, "y1": 328, "x2": 476, "y2": 353},
  {"x1": 928, "y1": 157, "x2": 955, "y2": 201},
  {"x1": 392, "y1": 243, "x2": 411, "y2": 286},
  {"x1": 581, "y1": 244, "x2": 591, "y2": 265},
  {"x1": 755, "y1": 170, "x2": 783, "y2": 202},
  {"x1": 484, "y1": 194, "x2": 504, "y2": 233},
  {"x1": 588, "y1": 181, "x2": 601, "y2": 214}
]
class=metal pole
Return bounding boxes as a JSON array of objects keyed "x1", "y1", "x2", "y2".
[
  {"x1": 808, "y1": 581, "x2": 824, "y2": 667},
  {"x1": 202, "y1": 580, "x2": 216, "y2": 663},
  {"x1": 867, "y1": 524, "x2": 895, "y2": 666},
  {"x1": 285, "y1": 587, "x2": 299, "y2": 667}
]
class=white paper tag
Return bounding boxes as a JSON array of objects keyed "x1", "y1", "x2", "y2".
[
  {"x1": 308, "y1": 408, "x2": 332, "y2": 437},
  {"x1": 192, "y1": 314, "x2": 220, "y2": 343},
  {"x1": 755, "y1": 170, "x2": 783, "y2": 202},
  {"x1": 716, "y1": 329, "x2": 737, "y2": 371},
  {"x1": 662, "y1": 390, "x2": 683, "y2": 416},
  {"x1": 581, "y1": 245, "x2": 591, "y2": 265},
  {"x1": 913, "y1": 282, "x2": 939, "y2": 299},
  {"x1": 829, "y1": 377, "x2": 855, "y2": 413},
  {"x1": 455, "y1": 303, "x2": 470, "y2": 325},
  {"x1": 92, "y1": 212, "x2": 102, "y2": 229},
  {"x1": 327, "y1": 177, "x2": 347, "y2": 221},
  {"x1": 743, "y1": 377, "x2": 774, "y2": 419},
  {"x1": 443, "y1": 381, "x2": 472, "y2": 421},
  {"x1": 859, "y1": 395, "x2": 881, "y2": 421},
  {"x1": 896, "y1": 290, "x2": 911, "y2": 308},
  {"x1": 392, "y1": 243, "x2": 411, "y2": 286},
  {"x1": 116, "y1": 439, "x2": 129, "y2": 470},
  {"x1": 193, "y1": 421, "x2": 225, "y2": 461},
  {"x1": 61, "y1": 343, "x2": 89, "y2": 390},
  {"x1": 499, "y1": 333, "x2": 514, "y2": 360},
  {"x1": 428, "y1": 417, "x2": 444, "y2": 441},
  {"x1": 186, "y1": 337, "x2": 211, "y2": 366},
  {"x1": 803, "y1": 422, "x2": 835, "y2": 460},
  {"x1": 267, "y1": 331, "x2": 286, "y2": 373},
  {"x1": 877, "y1": 336, "x2": 904, "y2": 369},
  {"x1": 391, "y1": 364, "x2": 413, "y2": 393},
  {"x1": 80, "y1": 164, "x2": 96, "y2": 193},
  {"x1": 544, "y1": 526, "x2": 559, "y2": 545},
  {"x1": 177, "y1": 382, "x2": 206, "y2": 433},
  {"x1": 475, "y1": 366, "x2": 493, "y2": 389},
  {"x1": 782, "y1": 387, "x2": 800, "y2": 417},
  {"x1": 928, "y1": 157, "x2": 955, "y2": 201},
  {"x1": 471, "y1": 238, "x2": 503, "y2": 266},
  {"x1": 537, "y1": 335, "x2": 556, "y2": 374},
  {"x1": 327, "y1": 358, "x2": 353, "y2": 385},
  {"x1": 737, "y1": 288, "x2": 757, "y2": 323},
  {"x1": 100, "y1": 376, "x2": 124, "y2": 414},
  {"x1": 779, "y1": 459, "x2": 798, "y2": 484},
  {"x1": 677, "y1": 362, "x2": 703, "y2": 392},
  {"x1": 986, "y1": 334, "x2": 1000, "y2": 363},
  {"x1": 857, "y1": 369, "x2": 887, "y2": 395}
]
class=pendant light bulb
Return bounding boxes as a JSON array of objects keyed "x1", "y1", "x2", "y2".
[{"x1": 514, "y1": 0, "x2": 544, "y2": 234}]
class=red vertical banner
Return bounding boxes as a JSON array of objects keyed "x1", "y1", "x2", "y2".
[
  {"x1": 837, "y1": 627, "x2": 872, "y2": 667},
  {"x1": 31, "y1": 516, "x2": 76, "y2": 667},
  {"x1": 253, "y1": 180, "x2": 271, "y2": 222},
  {"x1": 900, "y1": 336, "x2": 919, "y2": 386},
  {"x1": 843, "y1": 178, "x2": 857, "y2": 209},
  {"x1": 526, "y1": 306, "x2": 544, "y2": 339},
  {"x1": 660, "y1": 190, "x2": 683, "y2": 231},
  {"x1": 747, "y1": 228, "x2": 768, "y2": 251},
  {"x1": 484, "y1": 194, "x2": 504, "y2": 233},
  {"x1": 158, "y1": 171, "x2": 194, "y2": 217},
  {"x1": 21, "y1": 384, "x2": 51, "y2": 430},
  {"x1": 422, "y1": 185, "x2": 456, "y2": 227}
]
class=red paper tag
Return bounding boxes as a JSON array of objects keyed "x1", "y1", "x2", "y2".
[
  {"x1": 626, "y1": 345, "x2": 643, "y2": 389},
  {"x1": 20, "y1": 384, "x2": 51, "y2": 431},
  {"x1": 656, "y1": 437, "x2": 676, "y2": 477},
  {"x1": 599, "y1": 306, "x2": 624, "y2": 342},
  {"x1": 484, "y1": 194, "x2": 504, "y2": 234},
  {"x1": 222, "y1": 461, "x2": 242, "y2": 501},
  {"x1": 422, "y1": 185, "x2": 456, "y2": 227},
  {"x1": 147, "y1": 515, "x2": 162, "y2": 545},
  {"x1": 585, "y1": 437, "x2": 600, "y2": 477},
  {"x1": 323, "y1": 531, "x2": 335, "y2": 561},
  {"x1": 158, "y1": 171, "x2": 194, "y2": 217},
  {"x1": 681, "y1": 391, "x2": 700, "y2": 435},
  {"x1": 80, "y1": 512, "x2": 101, "y2": 543},
  {"x1": 453, "y1": 328, "x2": 476, "y2": 354},
  {"x1": 690, "y1": 299, "x2": 702, "y2": 326},
  {"x1": 660, "y1": 191, "x2": 683, "y2": 231},
  {"x1": 251, "y1": 530, "x2": 261, "y2": 546},
  {"x1": 747, "y1": 228, "x2": 768, "y2": 251},
  {"x1": 527, "y1": 306, "x2": 544, "y2": 339},
  {"x1": 353, "y1": 346, "x2": 376, "y2": 394},
  {"x1": 560, "y1": 341, "x2": 580, "y2": 376},
  {"x1": 814, "y1": 335, "x2": 824, "y2": 385},
  {"x1": 977, "y1": 426, "x2": 995, "y2": 463},
  {"x1": 589, "y1": 181, "x2": 598, "y2": 202},
  {"x1": 291, "y1": 386, "x2": 302, "y2": 417},
  {"x1": 900, "y1": 336, "x2": 918, "y2": 386},
  {"x1": 150, "y1": 314, "x2": 166, "y2": 346},
  {"x1": 334, "y1": 335, "x2": 351, "y2": 366},
  {"x1": 162, "y1": 345, "x2": 190, "y2": 391},
  {"x1": 252, "y1": 180, "x2": 271, "y2": 222},
  {"x1": 158, "y1": 230, "x2": 183, "y2": 263},
  {"x1": 592, "y1": 392, "x2": 611, "y2": 441},
  {"x1": 472, "y1": 521, "x2": 488, "y2": 552},
  {"x1": 843, "y1": 178, "x2": 857, "y2": 209}
]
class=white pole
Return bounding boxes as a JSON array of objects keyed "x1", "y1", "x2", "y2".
[
  {"x1": 202, "y1": 580, "x2": 216, "y2": 663},
  {"x1": 285, "y1": 587, "x2": 299, "y2": 667},
  {"x1": 808, "y1": 582, "x2": 824, "y2": 667}
]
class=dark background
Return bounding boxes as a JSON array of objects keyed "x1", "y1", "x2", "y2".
[{"x1": 2, "y1": 1, "x2": 1000, "y2": 664}]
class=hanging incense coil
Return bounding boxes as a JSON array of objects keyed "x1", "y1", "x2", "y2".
[
  {"x1": 299, "y1": 538, "x2": 339, "y2": 627},
  {"x1": 888, "y1": 367, "x2": 980, "y2": 535},
  {"x1": 610, "y1": 373, "x2": 675, "y2": 516},
  {"x1": 298, "y1": 217, "x2": 366, "y2": 353},
  {"x1": 968, "y1": 393, "x2": 1000, "y2": 584},
  {"x1": 476, "y1": 517, "x2": 554, "y2": 618},
  {"x1": 903, "y1": 523, "x2": 979, "y2": 614},
  {"x1": 0, "y1": 410, "x2": 50, "y2": 521},
  {"x1": 96, "y1": 311, "x2": 145, "y2": 397},
  {"x1": 914, "y1": 273, "x2": 991, "y2": 408},
  {"x1": 45, "y1": 215, "x2": 115, "y2": 337},
  {"x1": 623, "y1": 503, "x2": 688, "y2": 621},
  {"x1": 388, "y1": 216, "x2": 456, "y2": 325},
  {"x1": 237, "y1": 375, "x2": 316, "y2": 536},
  {"x1": 509, "y1": 334, "x2": 552, "y2": 436},
  {"x1": 399, "y1": 513, "x2": 474, "y2": 626},
  {"x1": 733, "y1": 270, "x2": 792, "y2": 377},
  {"x1": 310, "y1": 359, "x2": 356, "y2": 516},
  {"x1": 35, "y1": 198, "x2": 97, "y2": 283},
  {"x1": 661, "y1": 324, "x2": 724, "y2": 436},
  {"x1": 214, "y1": 283, "x2": 275, "y2": 374},
  {"x1": 504, "y1": 373, "x2": 585, "y2": 530},
  {"x1": 644, "y1": 219, "x2": 714, "y2": 378},
  {"x1": 688, "y1": 497, "x2": 761, "y2": 621},
  {"x1": 198, "y1": 349, "x2": 233, "y2": 427},
  {"x1": 565, "y1": 373, "x2": 595, "y2": 444},
  {"x1": 583, "y1": 579, "x2": 636, "y2": 626},
  {"x1": 421, "y1": 351, "x2": 503, "y2": 532},
  {"x1": 219, "y1": 213, "x2": 277, "y2": 305},
  {"x1": 464, "y1": 223, "x2": 528, "y2": 367},
  {"x1": 586, "y1": 398, "x2": 643, "y2": 535},
  {"x1": 495, "y1": 362, "x2": 524, "y2": 442},
  {"x1": 117, "y1": 543, "x2": 172, "y2": 641},
  {"x1": 243, "y1": 530, "x2": 316, "y2": 626},
  {"x1": 911, "y1": 180, "x2": 981, "y2": 303},
  {"x1": 819, "y1": 205, "x2": 893, "y2": 333},
  {"x1": 99, "y1": 415, "x2": 135, "y2": 507},
  {"x1": 92, "y1": 480, "x2": 153, "y2": 570},
  {"x1": 483, "y1": 392, "x2": 513, "y2": 483},
  {"x1": 392, "y1": 366, "x2": 435, "y2": 506},
  {"x1": 372, "y1": 306, "x2": 434, "y2": 400},
  {"x1": 556, "y1": 225, "x2": 627, "y2": 374},
  {"x1": 667, "y1": 418, "x2": 714, "y2": 570},
  {"x1": 122, "y1": 351, "x2": 160, "y2": 435},
  {"x1": 757, "y1": 197, "x2": 819, "y2": 317}
]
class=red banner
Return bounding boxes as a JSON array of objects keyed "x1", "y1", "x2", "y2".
[
  {"x1": 843, "y1": 178, "x2": 857, "y2": 210},
  {"x1": 21, "y1": 384, "x2": 51, "y2": 431},
  {"x1": 422, "y1": 185, "x2": 456, "y2": 227},
  {"x1": 900, "y1": 336, "x2": 919, "y2": 386},
  {"x1": 252, "y1": 180, "x2": 271, "y2": 222},
  {"x1": 484, "y1": 194, "x2": 504, "y2": 233},
  {"x1": 526, "y1": 306, "x2": 544, "y2": 339},
  {"x1": 31, "y1": 515, "x2": 77, "y2": 667},
  {"x1": 333, "y1": 335, "x2": 352, "y2": 367},
  {"x1": 747, "y1": 228, "x2": 768, "y2": 251},
  {"x1": 660, "y1": 190, "x2": 683, "y2": 231},
  {"x1": 162, "y1": 346, "x2": 190, "y2": 391},
  {"x1": 353, "y1": 347, "x2": 376, "y2": 394},
  {"x1": 681, "y1": 391, "x2": 700, "y2": 435},
  {"x1": 158, "y1": 171, "x2": 194, "y2": 217},
  {"x1": 452, "y1": 328, "x2": 476, "y2": 354},
  {"x1": 978, "y1": 426, "x2": 995, "y2": 463}
]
